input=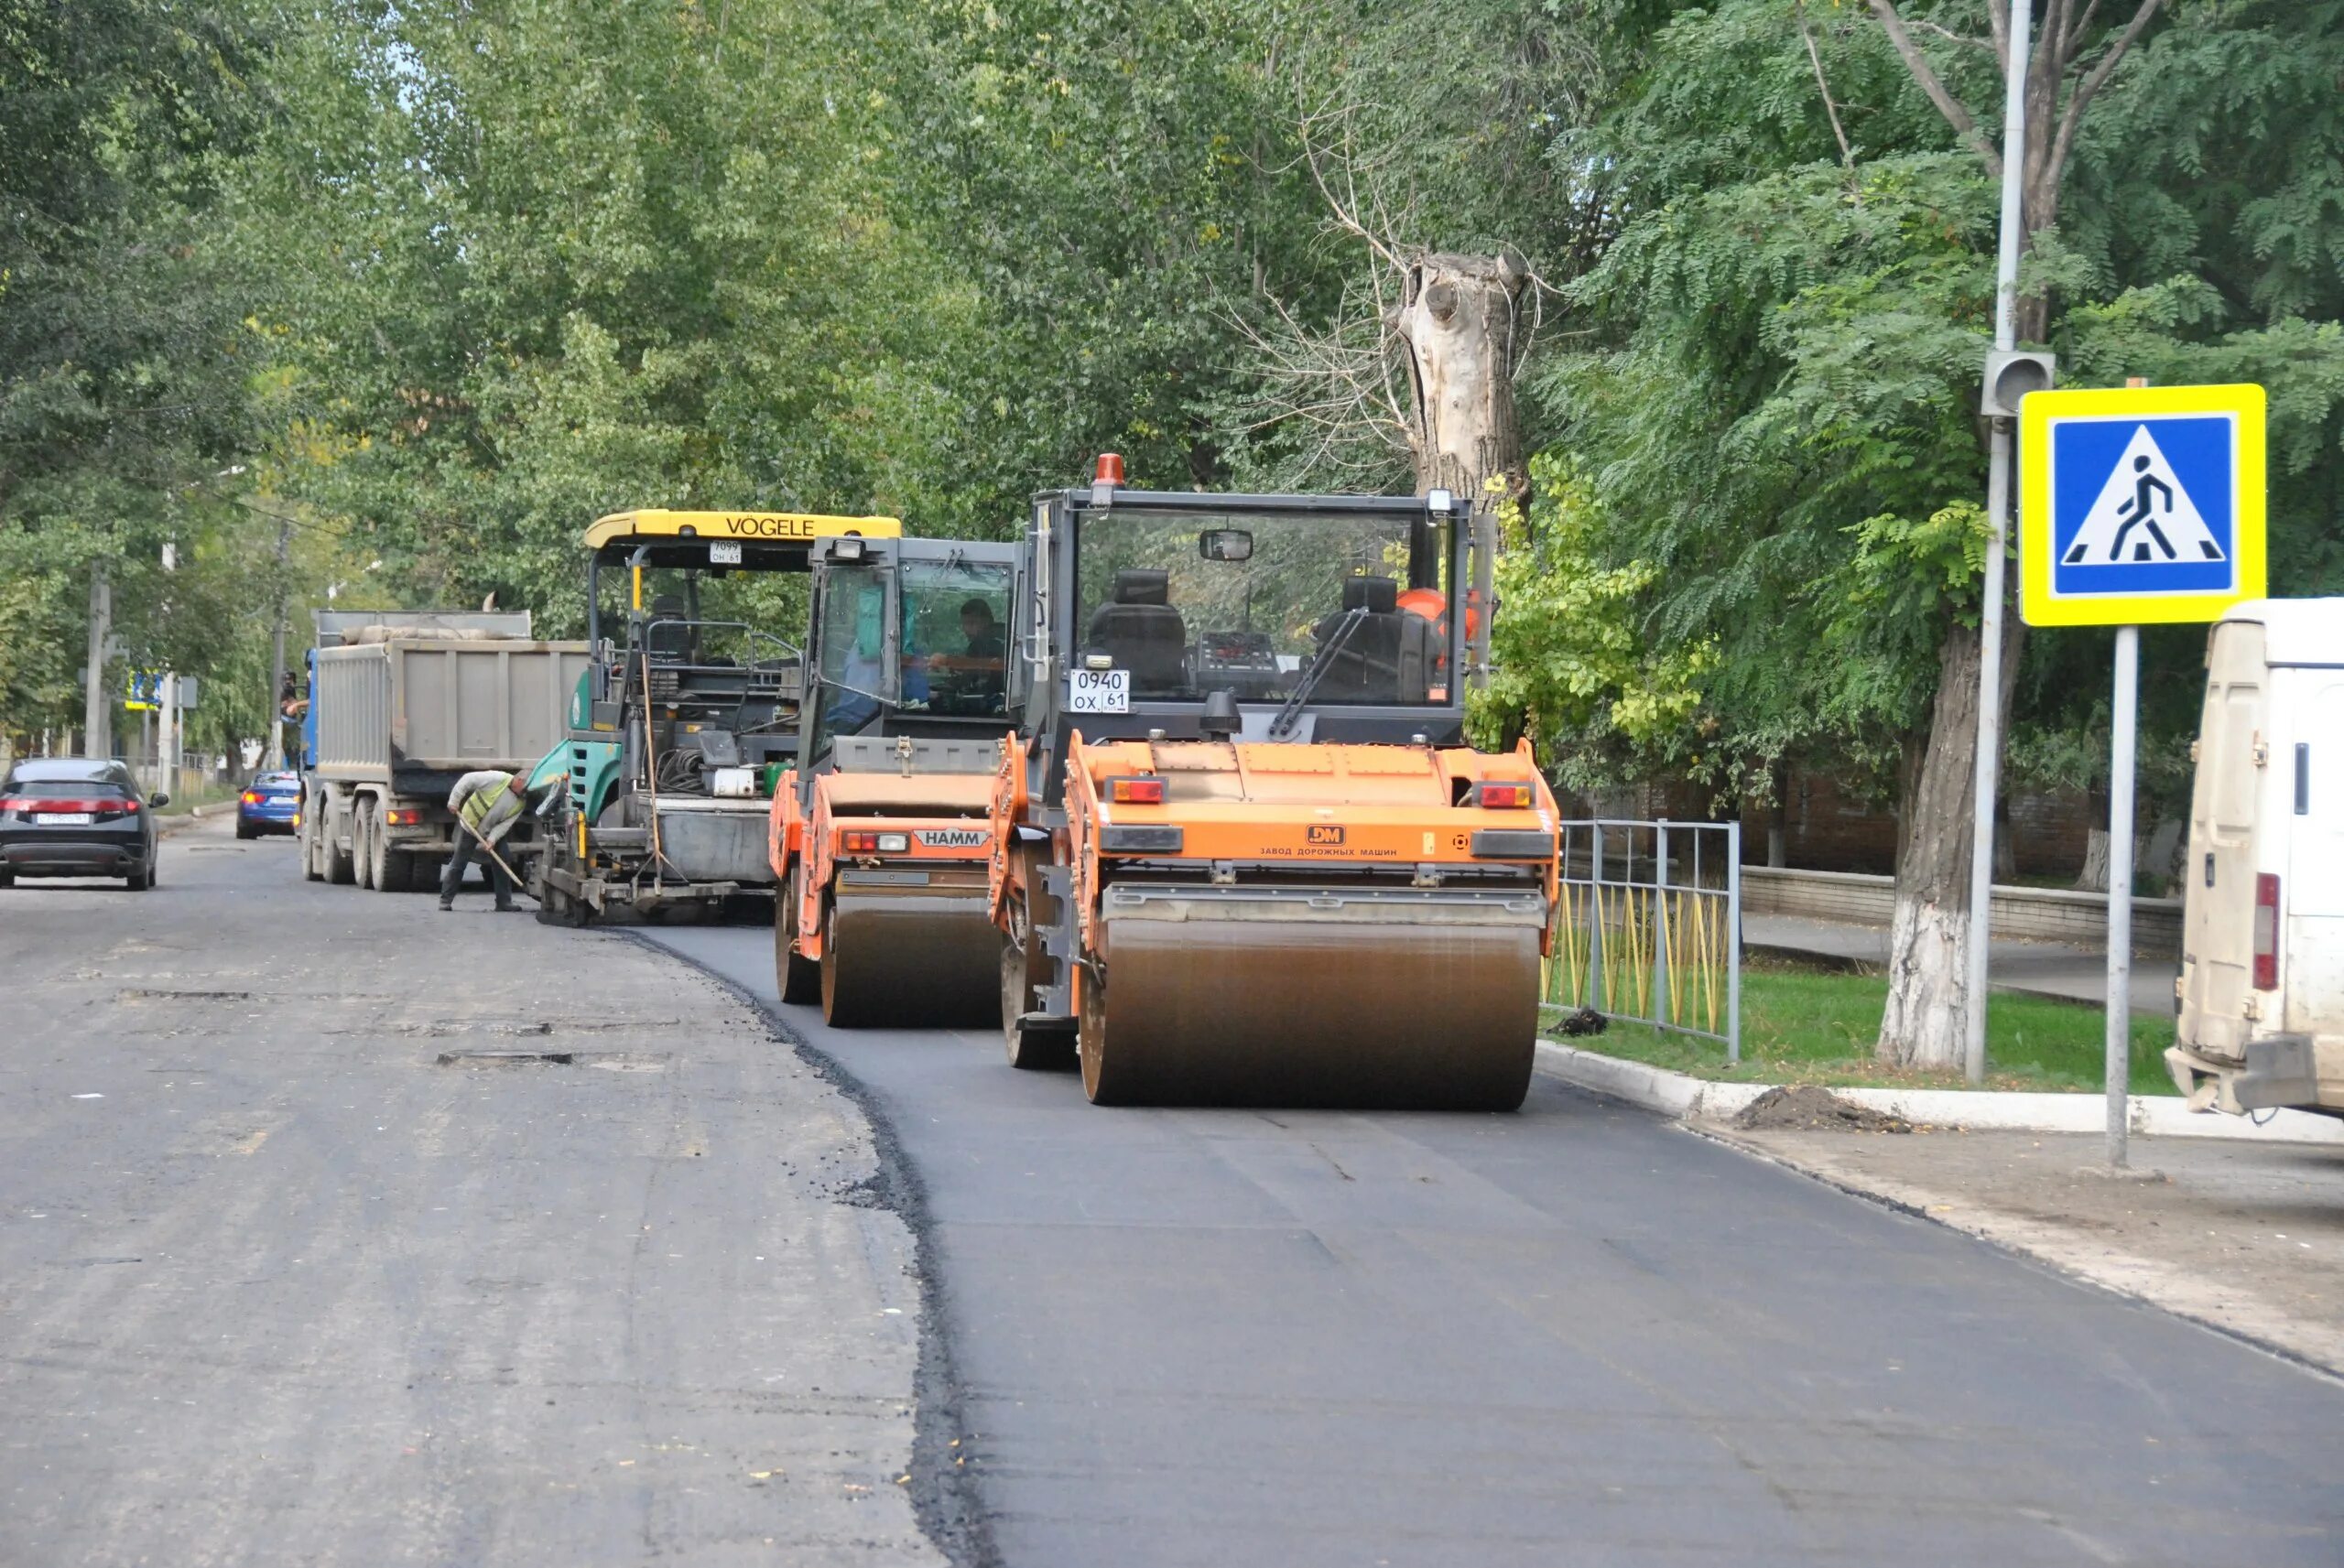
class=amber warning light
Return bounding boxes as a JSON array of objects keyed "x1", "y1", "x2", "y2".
[{"x1": 1093, "y1": 452, "x2": 1125, "y2": 488}]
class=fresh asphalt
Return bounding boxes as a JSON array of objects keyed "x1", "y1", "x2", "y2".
[{"x1": 648, "y1": 922, "x2": 2344, "y2": 1568}]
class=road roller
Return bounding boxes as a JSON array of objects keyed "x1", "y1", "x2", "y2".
[
  {"x1": 989, "y1": 457, "x2": 1560, "y2": 1109},
  {"x1": 770, "y1": 535, "x2": 1023, "y2": 1026}
]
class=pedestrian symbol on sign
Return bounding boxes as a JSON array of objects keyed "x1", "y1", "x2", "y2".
[{"x1": 2060, "y1": 425, "x2": 2225, "y2": 568}]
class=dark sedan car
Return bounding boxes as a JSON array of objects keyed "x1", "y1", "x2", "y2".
[
  {"x1": 0, "y1": 758, "x2": 166, "y2": 890},
  {"x1": 236, "y1": 770, "x2": 301, "y2": 838}
]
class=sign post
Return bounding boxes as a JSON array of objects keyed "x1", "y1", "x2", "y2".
[{"x1": 2019, "y1": 382, "x2": 2266, "y2": 1166}]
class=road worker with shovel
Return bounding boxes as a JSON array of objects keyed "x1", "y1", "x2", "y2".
[{"x1": 440, "y1": 769, "x2": 532, "y2": 912}]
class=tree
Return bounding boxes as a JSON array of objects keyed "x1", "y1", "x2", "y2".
[{"x1": 1862, "y1": 0, "x2": 2173, "y2": 1067}]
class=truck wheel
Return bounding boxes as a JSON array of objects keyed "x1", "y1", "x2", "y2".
[
  {"x1": 355, "y1": 803, "x2": 380, "y2": 890},
  {"x1": 381, "y1": 848, "x2": 416, "y2": 893},
  {"x1": 326, "y1": 804, "x2": 356, "y2": 886},
  {"x1": 301, "y1": 809, "x2": 325, "y2": 881}
]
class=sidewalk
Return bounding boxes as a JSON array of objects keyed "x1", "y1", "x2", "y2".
[
  {"x1": 1748, "y1": 913, "x2": 2178, "y2": 1017},
  {"x1": 1713, "y1": 1121, "x2": 2344, "y2": 1376}
]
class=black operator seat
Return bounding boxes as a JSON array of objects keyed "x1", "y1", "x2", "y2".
[
  {"x1": 1085, "y1": 568, "x2": 1188, "y2": 695},
  {"x1": 1314, "y1": 575, "x2": 1434, "y2": 704},
  {"x1": 646, "y1": 594, "x2": 694, "y2": 664}
]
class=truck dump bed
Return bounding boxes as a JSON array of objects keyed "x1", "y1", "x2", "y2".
[{"x1": 314, "y1": 638, "x2": 590, "y2": 784}]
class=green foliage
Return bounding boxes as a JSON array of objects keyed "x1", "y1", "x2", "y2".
[{"x1": 1470, "y1": 457, "x2": 1710, "y2": 774}]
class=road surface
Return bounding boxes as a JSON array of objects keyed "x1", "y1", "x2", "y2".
[
  {"x1": 3, "y1": 816, "x2": 2338, "y2": 1566},
  {"x1": 650, "y1": 922, "x2": 2344, "y2": 1568},
  {"x1": 0, "y1": 818, "x2": 941, "y2": 1567}
]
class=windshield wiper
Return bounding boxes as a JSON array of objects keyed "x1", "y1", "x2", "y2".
[{"x1": 1269, "y1": 608, "x2": 1365, "y2": 739}]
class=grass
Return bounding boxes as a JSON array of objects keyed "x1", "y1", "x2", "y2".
[{"x1": 1541, "y1": 957, "x2": 2179, "y2": 1097}]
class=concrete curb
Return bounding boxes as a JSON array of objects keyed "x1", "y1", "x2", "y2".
[
  {"x1": 1533, "y1": 1039, "x2": 2344, "y2": 1146},
  {"x1": 157, "y1": 802, "x2": 237, "y2": 838}
]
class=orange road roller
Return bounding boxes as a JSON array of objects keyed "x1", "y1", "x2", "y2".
[{"x1": 989, "y1": 459, "x2": 1559, "y2": 1109}]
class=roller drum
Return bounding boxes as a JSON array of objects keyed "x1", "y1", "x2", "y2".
[
  {"x1": 823, "y1": 887, "x2": 1003, "y2": 1029},
  {"x1": 1079, "y1": 886, "x2": 1541, "y2": 1110}
]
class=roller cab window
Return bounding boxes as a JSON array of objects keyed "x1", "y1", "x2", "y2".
[
  {"x1": 900, "y1": 558, "x2": 1013, "y2": 719},
  {"x1": 810, "y1": 565, "x2": 895, "y2": 751},
  {"x1": 1074, "y1": 508, "x2": 1454, "y2": 706}
]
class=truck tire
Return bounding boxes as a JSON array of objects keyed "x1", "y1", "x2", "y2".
[
  {"x1": 300, "y1": 810, "x2": 325, "y2": 881},
  {"x1": 381, "y1": 847, "x2": 416, "y2": 893},
  {"x1": 327, "y1": 801, "x2": 356, "y2": 885},
  {"x1": 355, "y1": 802, "x2": 380, "y2": 890}
]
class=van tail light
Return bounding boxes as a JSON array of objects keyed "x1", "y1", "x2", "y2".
[
  {"x1": 1109, "y1": 776, "x2": 1165, "y2": 805},
  {"x1": 1475, "y1": 781, "x2": 1534, "y2": 809},
  {"x1": 2252, "y1": 873, "x2": 2280, "y2": 990}
]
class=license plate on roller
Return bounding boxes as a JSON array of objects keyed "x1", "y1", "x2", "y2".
[{"x1": 36, "y1": 812, "x2": 94, "y2": 825}]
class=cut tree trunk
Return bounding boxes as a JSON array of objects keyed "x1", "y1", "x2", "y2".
[
  {"x1": 1391, "y1": 252, "x2": 1527, "y2": 500},
  {"x1": 1877, "y1": 606, "x2": 2024, "y2": 1069}
]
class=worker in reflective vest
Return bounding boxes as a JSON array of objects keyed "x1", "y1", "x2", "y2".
[{"x1": 441, "y1": 769, "x2": 527, "y2": 912}]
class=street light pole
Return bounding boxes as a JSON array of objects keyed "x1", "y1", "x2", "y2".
[
  {"x1": 1965, "y1": 0, "x2": 2034, "y2": 1086},
  {"x1": 264, "y1": 519, "x2": 292, "y2": 770}
]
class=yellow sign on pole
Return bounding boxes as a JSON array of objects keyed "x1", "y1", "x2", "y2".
[{"x1": 2018, "y1": 383, "x2": 2265, "y2": 627}]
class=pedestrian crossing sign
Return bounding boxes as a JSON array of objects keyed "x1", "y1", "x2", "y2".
[{"x1": 2019, "y1": 383, "x2": 2264, "y2": 626}]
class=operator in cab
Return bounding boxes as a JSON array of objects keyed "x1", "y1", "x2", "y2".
[
  {"x1": 922, "y1": 598, "x2": 1007, "y2": 711},
  {"x1": 441, "y1": 769, "x2": 529, "y2": 913}
]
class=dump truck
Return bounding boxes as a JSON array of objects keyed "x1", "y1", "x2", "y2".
[
  {"x1": 298, "y1": 610, "x2": 589, "y2": 892},
  {"x1": 988, "y1": 457, "x2": 1559, "y2": 1109},
  {"x1": 769, "y1": 534, "x2": 1022, "y2": 1026},
  {"x1": 2166, "y1": 597, "x2": 2344, "y2": 1119},
  {"x1": 531, "y1": 509, "x2": 903, "y2": 924}
]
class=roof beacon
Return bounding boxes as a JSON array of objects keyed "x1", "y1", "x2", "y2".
[{"x1": 1093, "y1": 452, "x2": 1125, "y2": 490}]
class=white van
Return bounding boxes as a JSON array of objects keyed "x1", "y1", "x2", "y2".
[{"x1": 2167, "y1": 599, "x2": 2344, "y2": 1119}]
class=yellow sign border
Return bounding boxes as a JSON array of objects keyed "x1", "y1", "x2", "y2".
[{"x1": 2018, "y1": 383, "x2": 2265, "y2": 627}]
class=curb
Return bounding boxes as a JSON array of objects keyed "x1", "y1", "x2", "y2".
[
  {"x1": 1533, "y1": 1039, "x2": 2344, "y2": 1146},
  {"x1": 158, "y1": 802, "x2": 237, "y2": 838}
]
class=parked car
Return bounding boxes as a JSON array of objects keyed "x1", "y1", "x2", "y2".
[
  {"x1": 0, "y1": 758, "x2": 167, "y2": 890},
  {"x1": 236, "y1": 770, "x2": 301, "y2": 839}
]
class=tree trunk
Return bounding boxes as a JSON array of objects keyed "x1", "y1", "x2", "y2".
[
  {"x1": 2076, "y1": 827, "x2": 2111, "y2": 892},
  {"x1": 1392, "y1": 252, "x2": 1527, "y2": 500},
  {"x1": 1877, "y1": 606, "x2": 2024, "y2": 1068}
]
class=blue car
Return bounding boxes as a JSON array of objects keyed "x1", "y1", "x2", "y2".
[{"x1": 237, "y1": 771, "x2": 301, "y2": 839}]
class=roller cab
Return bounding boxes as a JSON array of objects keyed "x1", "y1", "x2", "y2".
[
  {"x1": 770, "y1": 536, "x2": 1022, "y2": 1026},
  {"x1": 991, "y1": 461, "x2": 1558, "y2": 1108}
]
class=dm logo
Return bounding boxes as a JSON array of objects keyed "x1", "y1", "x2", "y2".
[{"x1": 1306, "y1": 825, "x2": 1345, "y2": 847}]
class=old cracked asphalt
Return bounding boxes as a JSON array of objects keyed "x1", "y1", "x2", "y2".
[
  {"x1": 4, "y1": 814, "x2": 2342, "y2": 1567},
  {"x1": 0, "y1": 816, "x2": 941, "y2": 1567}
]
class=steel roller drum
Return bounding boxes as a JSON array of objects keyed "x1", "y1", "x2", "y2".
[
  {"x1": 1077, "y1": 884, "x2": 1544, "y2": 1110},
  {"x1": 823, "y1": 883, "x2": 1004, "y2": 1029}
]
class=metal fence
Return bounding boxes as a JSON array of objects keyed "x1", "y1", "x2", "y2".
[{"x1": 1543, "y1": 819, "x2": 1742, "y2": 1063}]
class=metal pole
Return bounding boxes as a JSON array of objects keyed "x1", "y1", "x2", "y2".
[
  {"x1": 83, "y1": 565, "x2": 112, "y2": 760},
  {"x1": 264, "y1": 520, "x2": 292, "y2": 770},
  {"x1": 1726, "y1": 821, "x2": 1743, "y2": 1065},
  {"x1": 1655, "y1": 822, "x2": 1673, "y2": 1031},
  {"x1": 2105, "y1": 625, "x2": 2138, "y2": 1167},
  {"x1": 1965, "y1": 0, "x2": 2035, "y2": 1086},
  {"x1": 161, "y1": 670, "x2": 179, "y2": 802},
  {"x1": 1589, "y1": 821, "x2": 1606, "y2": 1014}
]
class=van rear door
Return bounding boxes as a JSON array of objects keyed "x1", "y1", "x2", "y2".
[
  {"x1": 2179, "y1": 619, "x2": 2266, "y2": 1061},
  {"x1": 2284, "y1": 671, "x2": 2344, "y2": 1036}
]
